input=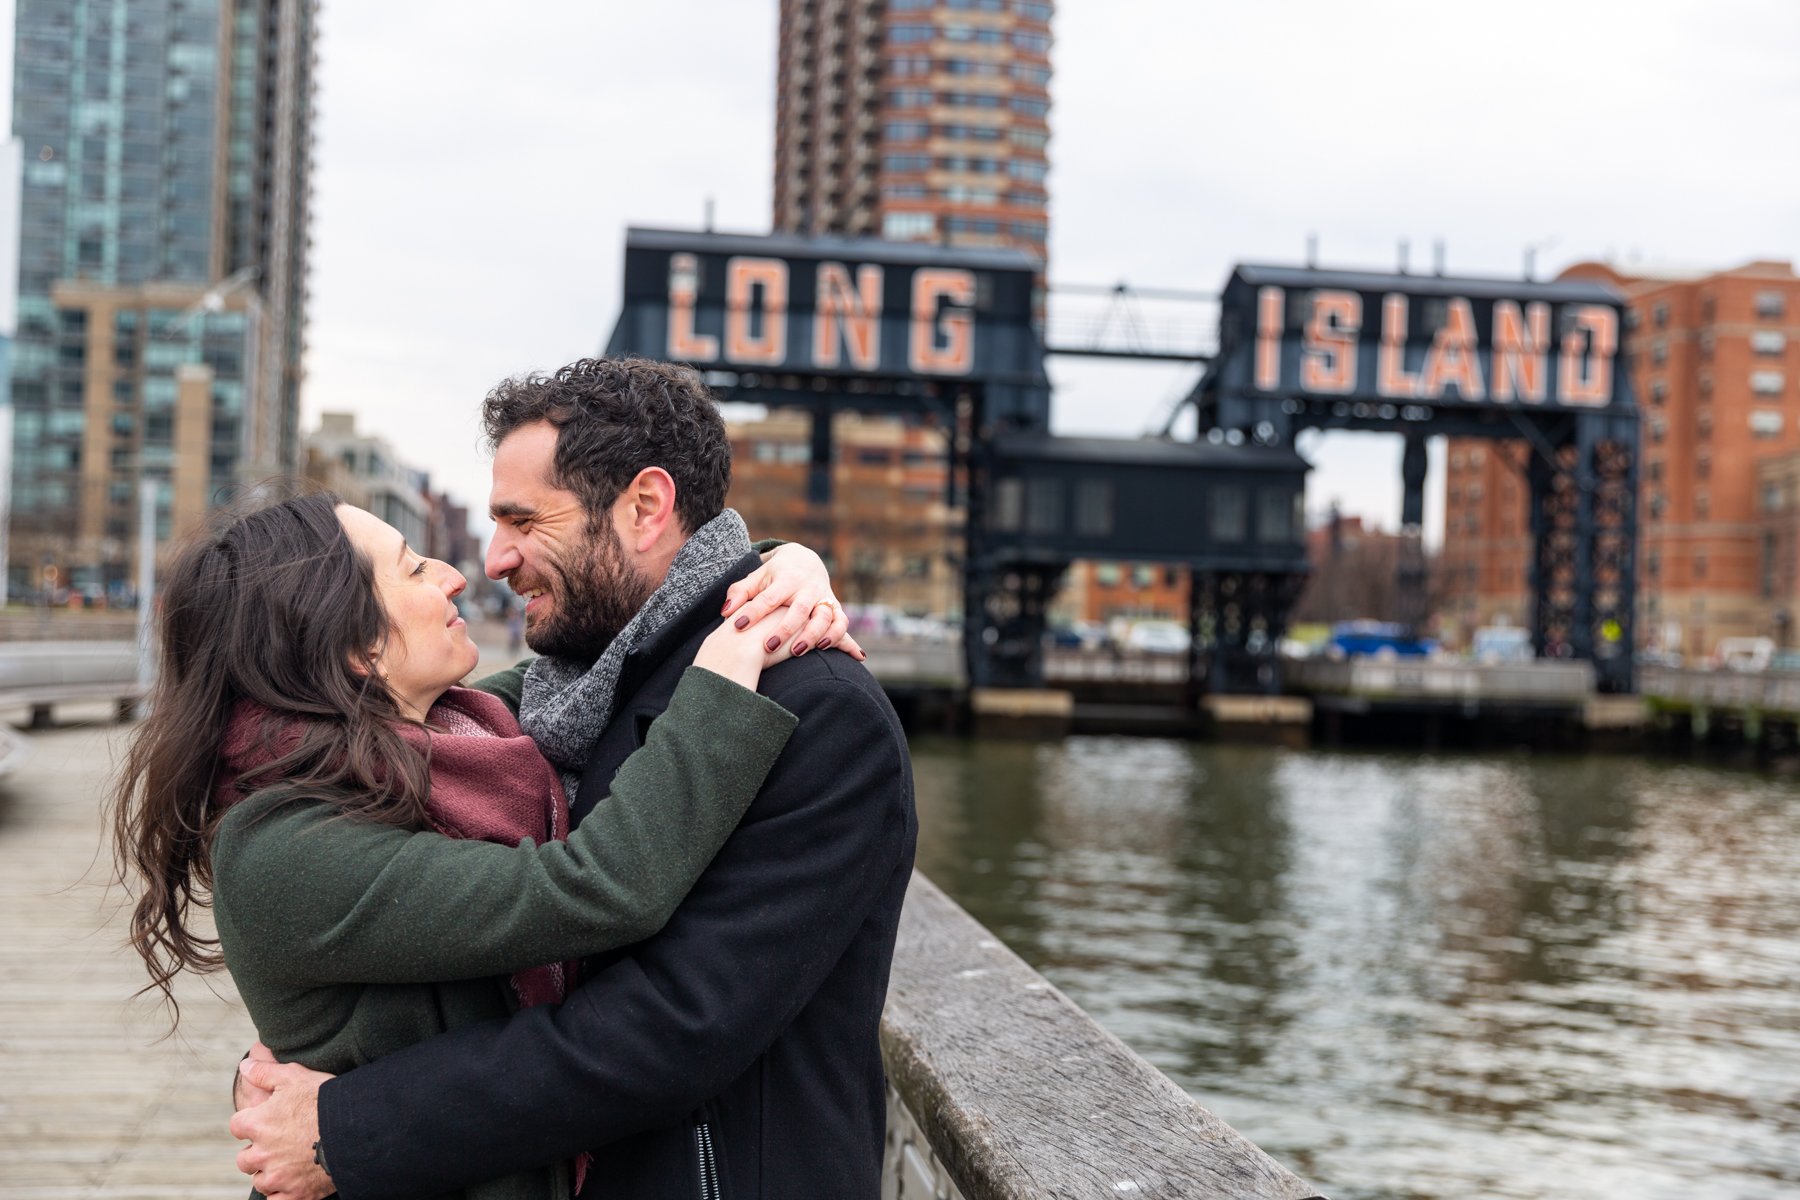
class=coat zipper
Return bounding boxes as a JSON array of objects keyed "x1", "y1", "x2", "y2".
[{"x1": 694, "y1": 1121, "x2": 721, "y2": 1200}]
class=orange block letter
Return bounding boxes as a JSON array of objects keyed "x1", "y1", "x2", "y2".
[
  {"x1": 813, "y1": 262, "x2": 883, "y2": 370},
  {"x1": 725, "y1": 257, "x2": 789, "y2": 366},
  {"x1": 666, "y1": 253, "x2": 718, "y2": 362},
  {"x1": 909, "y1": 268, "x2": 975, "y2": 375}
]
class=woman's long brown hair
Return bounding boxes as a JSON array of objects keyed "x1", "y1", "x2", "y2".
[{"x1": 111, "y1": 490, "x2": 434, "y2": 1023}]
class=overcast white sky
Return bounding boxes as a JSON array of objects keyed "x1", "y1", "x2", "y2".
[{"x1": 11, "y1": 1, "x2": 1800, "y2": 541}]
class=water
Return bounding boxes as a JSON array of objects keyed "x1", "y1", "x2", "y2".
[{"x1": 907, "y1": 736, "x2": 1800, "y2": 1199}]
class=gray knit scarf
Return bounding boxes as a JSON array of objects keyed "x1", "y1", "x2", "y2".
[{"x1": 518, "y1": 508, "x2": 753, "y2": 797}]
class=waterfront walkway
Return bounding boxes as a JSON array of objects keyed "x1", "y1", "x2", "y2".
[{"x1": 0, "y1": 709, "x2": 255, "y2": 1198}]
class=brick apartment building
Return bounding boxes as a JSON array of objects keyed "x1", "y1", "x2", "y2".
[
  {"x1": 773, "y1": 0, "x2": 1052, "y2": 263},
  {"x1": 1440, "y1": 259, "x2": 1800, "y2": 655},
  {"x1": 724, "y1": 410, "x2": 962, "y2": 615}
]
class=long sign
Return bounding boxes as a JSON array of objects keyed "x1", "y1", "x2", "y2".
[
  {"x1": 1215, "y1": 266, "x2": 1630, "y2": 412},
  {"x1": 612, "y1": 229, "x2": 1043, "y2": 383}
]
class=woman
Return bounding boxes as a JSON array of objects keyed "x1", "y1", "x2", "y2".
[{"x1": 112, "y1": 491, "x2": 850, "y2": 1200}]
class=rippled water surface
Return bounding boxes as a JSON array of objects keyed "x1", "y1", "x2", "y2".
[{"x1": 906, "y1": 736, "x2": 1800, "y2": 1199}]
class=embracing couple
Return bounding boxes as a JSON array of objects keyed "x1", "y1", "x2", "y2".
[{"x1": 112, "y1": 356, "x2": 919, "y2": 1199}]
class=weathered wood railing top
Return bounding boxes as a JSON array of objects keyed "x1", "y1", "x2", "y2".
[{"x1": 882, "y1": 873, "x2": 1325, "y2": 1200}]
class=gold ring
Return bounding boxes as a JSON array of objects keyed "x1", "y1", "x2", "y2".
[{"x1": 811, "y1": 598, "x2": 838, "y2": 616}]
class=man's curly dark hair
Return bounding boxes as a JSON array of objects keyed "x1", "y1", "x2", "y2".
[{"x1": 482, "y1": 357, "x2": 732, "y2": 535}]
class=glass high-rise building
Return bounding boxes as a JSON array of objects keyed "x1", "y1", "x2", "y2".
[
  {"x1": 773, "y1": 0, "x2": 1052, "y2": 264},
  {"x1": 7, "y1": 0, "x2": 315, "y2": 598}
]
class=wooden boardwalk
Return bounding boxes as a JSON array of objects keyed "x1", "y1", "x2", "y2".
[{"x1": 0, "y1": 710, "x2": 260, "y2": 1199}]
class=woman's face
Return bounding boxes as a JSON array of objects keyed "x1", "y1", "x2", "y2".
[{"x1": 336, "y1": 504, "x2": 479, "y2": 718}]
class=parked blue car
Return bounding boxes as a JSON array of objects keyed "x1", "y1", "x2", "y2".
[{"x1": 1326, "y1": 621, "x2": 1436, "y2": 660}]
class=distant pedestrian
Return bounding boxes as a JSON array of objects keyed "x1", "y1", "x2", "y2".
[{"x1": 506, "y1": 601, "x2": 524, "y2": 653}]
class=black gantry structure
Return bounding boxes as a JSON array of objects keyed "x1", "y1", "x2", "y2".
[
  {"x1": 603, "y1": 228, "x2": 1311, "y2": 694},
  {"x1": 1184, "y1": 264, "x2": 1640, "y2": 692}
]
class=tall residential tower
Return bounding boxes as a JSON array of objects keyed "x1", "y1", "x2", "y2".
[
  {"x1": 7, "y1": 0, "x2": 315, "y2": 596},
  {"x1": 773, "y1": 0, "x2": 1052, "y2": 263}
]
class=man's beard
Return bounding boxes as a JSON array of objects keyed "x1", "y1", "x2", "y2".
[{"x1": 520, "y1": 520, "x2": 655, "y2": 662}]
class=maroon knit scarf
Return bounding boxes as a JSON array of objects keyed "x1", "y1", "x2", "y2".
[{"x1": 215, "y1": 687, "x2": 578, "y2": 1009}]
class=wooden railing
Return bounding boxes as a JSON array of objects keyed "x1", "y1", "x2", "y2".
[{"x1": 881, "y1": 874, "x2": 1325, "y2": 1200}]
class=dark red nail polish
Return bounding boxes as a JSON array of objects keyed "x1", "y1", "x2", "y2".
[
  {"x1": 794, "y1": 642, "x2": 809, "y2": 656},
  {"x1": 818, "y1": 639, "x2": 832, "y2": 651},
  {"x1": 735, "y1": 615, "x2": 750, "y2": 630},
  {"x1": 766, "y1": 636, "x2": 781, "y2": 653}
]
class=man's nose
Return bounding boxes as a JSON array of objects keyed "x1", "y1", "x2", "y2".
[{"x1": 486, "y1": 530, "x2": 519, "y2": 580}]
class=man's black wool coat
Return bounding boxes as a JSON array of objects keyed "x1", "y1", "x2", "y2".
[{"x1": 315, "y1": 551, "x2": 918, "y2": 1199}]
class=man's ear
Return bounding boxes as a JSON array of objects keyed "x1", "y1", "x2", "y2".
[{"x1": 618, "y1": 467, "x2": 678, "y2": 553}]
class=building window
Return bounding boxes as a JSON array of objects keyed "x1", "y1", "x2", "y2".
[
  {"x1": 882, "y1": 154, "x2": 931, "y2": 173},
  {"x1": 1025, "y1": 478, "x2": 1062, "y2": 534},
  {"x1": 881, "y1": 210, "x2": 936, "y2": 241},
  {"x1": 945, "y1": 216, "x2": 1001, "y2": 236},
  {"x1": 1751, "y1": 410, "x2": 1785, "y2": 438},
  {"x1": 1752, "y1": 330, "x2": 1788, "y2": 356},
  {"x1": 1648, "y1": 459, "x2": 1664, "y2": 483},
  {"x1": 1095, "y1": 562, "x2": 1121, "y2": 586},
  {"x1": 1012, "y1": 29, "x2": 1051, "y2": 52},
  {"x1": 886, "y1": 89, "x2": 933, "y2": 108},
  {"x1": 1700, "y1": 293, "x2": 1716, "y2": 322},
  {"x1": 1763, "y1": 532, "x2": 1778, "y2": 599},
  {"x1": 1756, "y1": 290, "x2": 1786, "y2": 319},
  {"x1": 1074, "y1": 480, "x2": 1113, "y2": 536},
  {"x1": 1131, "y1": 564, "x2": 1155, "y2": 588},
  {"x1": 1648, "y1": 551, "x2": 1661, "y2": 579},
  {"x1": 1752, "y1": 370, "x2": 1786, "y2": 396},
  {"x1": 1210, "y1": 484, "x2": 1247, "y2": 541},
  {"x1": 887, "y1": 24, "x2": 936, "y2": 43},
  {"x1": 989, "y1": 478, "x2": 1022, "y2": 531},
  {"x1": 884, "y1": 121, "x2": 929, "y2": 142},
  {"x1": 1700, "y1": 332, "x2": 1715, "y2": 360},
  {"x1": 1257, "y1": 488, "x2": 1296, "y2": 542},
  {"x1": 1696, "y1": 454, "x2": 1710, "y2": 480},
  {"x1": 1695, "y1": 553, "x2": 1708, "y2": 579},
  {"x1": 1651, "y1": 379, "x2": 1668, "y2": 405},
  {"x1": 1765, "y1": 483, "x2": 1785, "y2": 513},
  {"x1": 1696, "y1": 491, "x2": 1710, "y2": 519},
  {"x1": 1651, "y1": 336, "x2": 1668, "y2": 366},
  {"x1": 943, "y1": 24, "x2": 1004, "y2": 44},
  {"x1": 1650, "y1": 492, "x2": 1668, "y2": 518},
  {"x1": 1653, "y1": 301, "x2": 1669, "y2": 328}
]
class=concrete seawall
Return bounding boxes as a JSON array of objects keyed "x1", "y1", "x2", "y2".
[{"x1": 880, "y1": 874, "x2": 1324, "y2": 1200}]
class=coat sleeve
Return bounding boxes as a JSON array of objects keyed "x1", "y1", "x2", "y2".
[
  {"x1": 212, "y1": 667, "x2": 796, "y2": 985},
  {"x1": 314, "y1": 669, "x2": 913, "y2": 1200}
]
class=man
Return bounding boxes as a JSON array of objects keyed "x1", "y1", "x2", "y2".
[{"x1": 232, "y1": 357, "x2": 917, "y2": 1199}]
